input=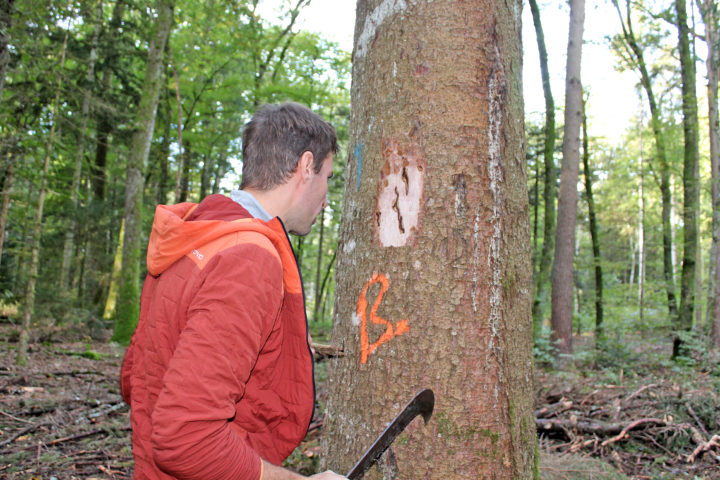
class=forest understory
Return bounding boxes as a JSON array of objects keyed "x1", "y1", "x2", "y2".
[{"x1": 0, "y1": 322, "x2": 719, "y2": 480}]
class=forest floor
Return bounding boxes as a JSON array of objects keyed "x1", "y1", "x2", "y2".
[{"x1": 0, "y1": 323, "x2": 719, "y2": 479}]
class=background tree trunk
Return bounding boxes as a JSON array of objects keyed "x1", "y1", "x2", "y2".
[
  {"x1": 529, "y1": 0, "x2": 557, "y2": 340},
  {"x1": 697, "y1": 0, "x2": 720, "y2": 349},
  {"x1": 612, "y1": 0, "x2": 679, "y2": 326},
  {"x1": 60, "y1": 1, "x2": 102, "y2": 292},
  {"x1": 0, "y1": 0, "x2": 14, "y2": 98},
  {"x1": 322, "y1": 0, "x2": 535, "y2": 478},
  {"x1": 638, "y1": 112, "x2": 646, "y2": 326},
  {"x1": 91, "y1": 0, "x2": 126, "y2": 203},
  {"x1": 581, "y1": 94, "x2": 603, "y2": 345},
  {"x1": 0, "y1": 159, "x2": 12, "y2": 265},
  {"x1": 171, "y1": 45, "x2": 184, "y2": 202},
  {"x1": 313, "y1": 209, "x2": 325, "y2": 324},
  {"x1": 674, "y1": 0, "x2": 700, "y2": 357},
  {"x1": 17, "y1": 32, "x2": 68, "y2": 365},
  {"x1": 112, "y1": 0, "x2": 173, "y2": 343},
  {"x1": 551, "y1": 0, "x2": 585, "y2": 358}
]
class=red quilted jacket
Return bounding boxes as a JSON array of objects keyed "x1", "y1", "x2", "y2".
[{"x1": 120, "y1": 194, "x2": 315, "y2": 480}]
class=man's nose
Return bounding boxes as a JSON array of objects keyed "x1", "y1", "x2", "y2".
[{"x1": 322, "y1": 197, "x2": 328, "y2": 209}]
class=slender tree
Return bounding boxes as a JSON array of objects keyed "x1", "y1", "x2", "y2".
[
  {"x1": 112, "y1": 0, "x2": 174, "y2": 343},
  {"x1": 529, "y1": 0, "x2": 557, "y2": 340},
  {"x1": 323, "y1": 0, "x2": 535, "y2": 477},
  {"x1": 91, "y1": 0, "x2": 126, "y2": 202},
  {"x1": 0, "y1": 159, "x2": 12, "y2": 265},
  {"x1": 674, "y1": 0, "x2": 700, "y2": 357},
  {"x1": 612, "y1": 0, "x2": 679, "y2": 325},
  {"x1": 581, "y1": 94, "x2": 603, "y2": 345},
  {"x1": 60, "y1": 1, "x2": 103, "y2": 292},
  {"x1": 17, "y1": 31, "x2": 68, "y2": 365},
  {"x1": 697, "y1": 0, "x2": 720, "y2": 348},
  {"x1": 0, "y1": 0, "x2": 14, "y2": 98},
  {"x1": 313, "y1": 209, "x2": 326, "y2": 323},
  {"x1": 551, "y1": 0, "x2": 585, "y2": 357}
]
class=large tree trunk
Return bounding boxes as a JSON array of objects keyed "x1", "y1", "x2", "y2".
[
  {"x1": 674, "y1": 0, "x2": 700, "y2": 358},
  {"x1": 612, "y1": 0, "x2": 679, "y2": 326},
  {"x1": 17, "y1": 32, "x2": 68, "y2": 365},
  {"x1": 581, "y1": 94, "x2": 603, "y2": 345},
  {"x1": 112, "y1": 0, "x2": 173, "y2": 343},
  {"x1": 322, "y1": 1, "x2": 535, "y2": 478},
  {"x1": 697, "y1": 0, "x2": 720, "y2": 349},
  {"x1": 550, "y1": 0, "x2": 585, "y2": 357},
  {"x1": 60, "y1": 1, "x2": 102, "y2": 292},
  {"x1": 529, "y1": 0, "x2": 557, "y2": 340}
]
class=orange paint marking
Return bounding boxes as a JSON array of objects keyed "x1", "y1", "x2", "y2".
[{"x1": 358, "y1": 273, "x2": 410, "y2": 364}]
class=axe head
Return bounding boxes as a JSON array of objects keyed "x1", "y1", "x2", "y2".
[{"x1": 346, "y1": 389, "x2": 435, "y2": 480}]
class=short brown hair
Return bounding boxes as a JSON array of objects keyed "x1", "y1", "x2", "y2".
[{"x1": 240, "y1": 102, "x2": 338, "y2": 190}]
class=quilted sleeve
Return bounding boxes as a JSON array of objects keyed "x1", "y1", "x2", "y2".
[{"x1": 150, "y1": 242, "x2": 284, "y2": 480}]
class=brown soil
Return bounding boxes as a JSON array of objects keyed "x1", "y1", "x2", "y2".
[{"x1": 1, "y1": 326, "x2": 719, "y2": 479}]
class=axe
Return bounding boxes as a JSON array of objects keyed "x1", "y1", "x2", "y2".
[{"x1": 346, "y1": 389, "x2": 435, "y2": 480}]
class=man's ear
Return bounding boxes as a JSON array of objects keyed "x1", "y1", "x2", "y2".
[{"x1": 297, "y1": 151, "x2": 314, "y2": 182}]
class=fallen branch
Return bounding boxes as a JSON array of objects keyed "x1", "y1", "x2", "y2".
[
  {"x1": 311, "y1": 343, "x2": 344, "y2": 360},
  {"x1": 601, "y1": 418, "x2": 665, "y2": 446},
  {"x1": 685, "y1": 403, "x2": 710, "y2": 438},
  {"x1": 623, "y1": 383, "x2": 658, "y2": 404},
  {"x1": 537, "y1": 418, "x2": 627, "y2": 436},
  {"x1": 0, "y1": 422, "x2": 50, "y2": 447},
  {"x1": 18, "y1": 427, "x2": 129, "y2": 451},
  {"x1": 0, "y1": 408, "x2": 34, "y2": 424},
  {"x1": 535, "y1": 399, "x2": 573, "y2": 418},
  {"x1": 687, "y1": 435, "x2": 720, "y2": 463}
]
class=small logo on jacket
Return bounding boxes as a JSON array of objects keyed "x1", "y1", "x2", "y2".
[{"x1": 192, "y1": 249, "x2": 204, "y2": 260}]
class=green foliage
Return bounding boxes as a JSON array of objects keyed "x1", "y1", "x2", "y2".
[
  {"x1": 533, "y1": 331, "x2": 559, "y2": 368},
  {"x1": 0, "y1": 0, "x2": 352, "y2": 345}
]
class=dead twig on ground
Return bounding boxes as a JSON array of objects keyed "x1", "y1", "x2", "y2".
[
  {"x1": 623, "y1": 383, "x2": 658, "y2": 404},
  {"x1": 0, "y1": 422, "x2": 50, "y2": 447},
  {"x1": 0, "y1": 408, "x2": 34, "y2": 424},
  {"x1": 601, "y1": 418, "x2": 665, "y2": 446},
  {"x1": 687, "y1": 435, "x2": 720, "y2": 463}
]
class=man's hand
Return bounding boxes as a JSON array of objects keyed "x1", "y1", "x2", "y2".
[{"x1": 309, "y1": 471, "x2": 348, "y2": 480}]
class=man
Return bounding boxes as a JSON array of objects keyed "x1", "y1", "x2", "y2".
[{"x1": 121, "y1": 102, "x2": 347, "y2": 480}]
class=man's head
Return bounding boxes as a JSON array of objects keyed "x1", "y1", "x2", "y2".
[{"x1": 240, "y1": 102, "x2": 338, "y2": 191}]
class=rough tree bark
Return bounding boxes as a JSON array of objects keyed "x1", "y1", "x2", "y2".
[
  {"x1": 612, "y1": 0, "x2": 678, "y2": 326},
  {"x1": 322, "y1": 1, "x2": 535, "y2": 478},
  {"x1": 674, "y1": 0, "x2": 700, "y2": 358},
  {"x1": 696, "y1": 0, "x2": 720, "y2": 348},
  {"x1": 112, "y1": 0, "x2": 173, "y2": 343},
  {"x1": 550, "y1": 0, "x2": 585, "y2": 357},
  {"x1": 529, "y1": 0, "x2": 557, "y2": 340}
]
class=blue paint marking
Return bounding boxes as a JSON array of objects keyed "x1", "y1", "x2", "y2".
[{"x1": 354, "y1": 143, "x2": 362, "y2": 189}]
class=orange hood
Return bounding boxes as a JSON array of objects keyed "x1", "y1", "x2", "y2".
[{"x1": 146, "y1": 202, "x2": 295, "y2": 278}]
